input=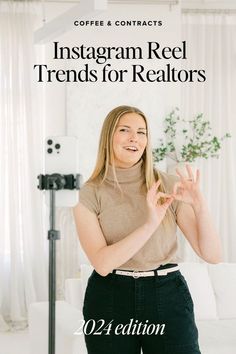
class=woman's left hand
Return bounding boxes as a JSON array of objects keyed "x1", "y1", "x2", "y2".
[{"x1": 172, "y1": 164, "x2": 204, "y2": 206}]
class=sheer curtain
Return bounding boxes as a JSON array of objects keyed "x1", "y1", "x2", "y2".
[
  {"x1": 177, "y1": 11, "x2": 236, "y2": 262},
  {"x1": 0, "y1": 0, "x2": 48, "y2": 331}
]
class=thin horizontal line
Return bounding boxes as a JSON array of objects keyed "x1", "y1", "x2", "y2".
[
  {"x1": 33, "y1": 0, "x2": 179, "y2": 4},
  {"x1": 182, "y1": 8, "x2": 236, "y2": 14}
]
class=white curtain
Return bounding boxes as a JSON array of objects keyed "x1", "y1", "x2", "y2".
[
  {"x1": 0, "y1": 0, "x2": 48, "y2": 331},
  {"x1": 177, "y1": 11, "x2": 236, "y2": 262}
]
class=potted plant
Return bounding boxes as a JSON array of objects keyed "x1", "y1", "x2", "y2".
[{"x1": 153, "y1": 107, "x2": 231, "y2": 174}]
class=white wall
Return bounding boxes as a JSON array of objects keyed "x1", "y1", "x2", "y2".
[
  {"x1": 37, "y1": 1, "x2": 73, "y2": 136},
  {"x1": 38, "y1": 2, "x2": 182, "y2": 179},
  {"x1": 33, "y1": 1, "x2": 236, "y2": 263}
]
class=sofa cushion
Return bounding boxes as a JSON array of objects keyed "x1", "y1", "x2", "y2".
[
  {"x1": 208, "y1": 263, "x2": 236, "y2": 319},
  {"x1": 179, "y1": 262, "x2": 218, "y2": 320},
  {"x1": 197, "y1": 319, "x2": 236, "y2": 354},
  {"x1": 65, "y1": 278, "x2": 83, "y2": 310},
  {"x1": 80, "y1": 264, "x2": 94, "y2": 302}
]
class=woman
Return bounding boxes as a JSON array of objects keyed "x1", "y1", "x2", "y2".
[{"x1": 73, "y1": 105, "x2": 222, "y2": 354}]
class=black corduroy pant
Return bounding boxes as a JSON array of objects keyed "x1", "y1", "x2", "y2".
[{"x1": 82, "y1": 264, "x2": 201, "y2": 354}]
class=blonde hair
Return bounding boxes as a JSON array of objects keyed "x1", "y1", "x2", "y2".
[
  {"x1": 87, "y1": 105, "x2": 164, "y2": 191},
  {"x1": 87, "y1": 105, "x2": 174, "y2": 224}
]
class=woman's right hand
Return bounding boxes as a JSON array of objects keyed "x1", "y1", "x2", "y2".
[{"x1": 145, "y1": 180, "x2": 174, "y2": 231}]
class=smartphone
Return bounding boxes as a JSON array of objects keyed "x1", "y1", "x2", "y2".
[{"x1": 44, "y1": 136, "x2": 79, "y2": 207}]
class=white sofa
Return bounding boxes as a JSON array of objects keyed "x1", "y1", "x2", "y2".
[{"x1": 29, "y1": 262, "x2": 236, "y2": 354}]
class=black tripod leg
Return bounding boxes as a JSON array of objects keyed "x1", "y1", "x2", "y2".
[
  {"x1": 49, "y1": 238, "x2": 56, "y2": 354},
  {"x1": 49, "y1": 189, "x2": 56, "y2": 354}
]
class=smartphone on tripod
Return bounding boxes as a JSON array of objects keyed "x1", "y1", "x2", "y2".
[{"x1": 44, "y1": 136, "x2": 79, "y2": 207}]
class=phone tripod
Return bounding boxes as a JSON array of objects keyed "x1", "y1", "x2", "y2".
[{"x1": 38, "y1": 173, "x2": 82, "y2": 354}]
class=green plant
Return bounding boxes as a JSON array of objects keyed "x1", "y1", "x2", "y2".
[{"x1": 153, "y1": 108, "x2": 231, "y2": 163}]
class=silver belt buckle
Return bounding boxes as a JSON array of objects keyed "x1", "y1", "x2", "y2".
[{"x1": 132, "y1": 270, "x2": 140, "y2": 279}]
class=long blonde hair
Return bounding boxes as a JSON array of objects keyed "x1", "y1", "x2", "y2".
[
  {"x1": 87, "y1": 105, "x2": 174, "y2": 223},
  {"x1": 87, "y1": 105, "x2": 169, "y2": 193}
]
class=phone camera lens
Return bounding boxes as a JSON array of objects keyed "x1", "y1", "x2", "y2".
[
  {"x1": 47, "y1": 148, "x2": 53, "y2": 154},
  {"x1": 47, "y1": 139, "x2": 53, "y2": 145},
  {"x1": 55, "y1": 144, "x2": 60, "y2": 149}
]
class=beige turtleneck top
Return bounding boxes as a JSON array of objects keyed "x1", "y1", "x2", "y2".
[{"x1": 79, "y1": 159, "x2": 184, "y2": 271}]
